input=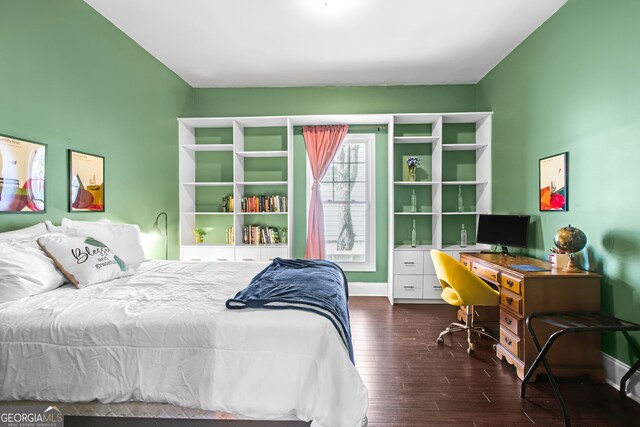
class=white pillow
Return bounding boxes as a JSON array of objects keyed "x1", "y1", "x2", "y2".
[
  {"x1": 59, "y1": 218, "x2": 145, "y2": 265},
  {"x1": 0, "y1": 239, "x2": 67, "y2": 303},
  {"x1": 0, "y1": 223, "x2": 48, "y2": 241},
  {"x1": 37, "y1": 234, "x2": 134, "y2": 288},
  {"x1": 45, "y1": 218, "x2": 110, "y2": 233}
]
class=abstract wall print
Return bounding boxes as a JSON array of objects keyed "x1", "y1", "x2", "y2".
[
  {"x1": 0, "y1": 134, "x2": 46, "y2": 213},
  {"x1": 539, "y1": 152, "x2": 568, "y2": 211},
  {"x1": 69, "y1": 150, "x2": 105, "y2": 212}
]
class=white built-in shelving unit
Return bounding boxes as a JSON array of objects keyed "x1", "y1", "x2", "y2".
[
  {"x1": 388, "y1": 112, "x2": 492, "y2": 304},
  {"x1": 178, "y1": 113, "x2": 492, "y2": 296}
]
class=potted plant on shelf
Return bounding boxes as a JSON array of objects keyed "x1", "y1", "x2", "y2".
[
  {"x1": 194, "y1": 228, "x2": 207, "y2": 244},
  {"x1": 406, "y1": 156, "x2": 421, "y2": 182}
]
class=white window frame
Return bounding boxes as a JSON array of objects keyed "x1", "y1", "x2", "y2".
[{"x1": 306, "y1": 133, "x2": 376, "y2": 272}]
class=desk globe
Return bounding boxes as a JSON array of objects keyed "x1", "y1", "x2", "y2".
[{"x1": 553, "y1": 225, "x2": 587, "y2": 272}]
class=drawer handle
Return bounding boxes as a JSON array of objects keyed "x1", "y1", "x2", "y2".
[
  {"x1": 491, "y1": 274, "x2": 497, "y2": 279},
  {"x1": 216, "y1": 258, "x2": 229, "y2": 261},
  {"x1": 242, "y1": 258, "x2": 256, "y2": 261},
  {"x1": 505, "y1": 317, "x2": 513, "y2": 325},
  {"x1": 504, "y1": 336, "x2": 513, "y2": 346},
  {"x1": 403, "y1": 286, "x2": 415, "y2": 289},
  {"x1": 404, "y1": 262, "x2": 416, "y2": 265},
  {"x1": 505, "y1": 297, "x2": 513, "y2": 305},
  {"x1": 473, "y1": 266, "x2": 478, "y2": 270},
  {"x1": 506, "y1": 280, "x2": 514, "y2": 287},
  {"x1": 463, "y1": 262, "x2": 468, "y2": 266},
  {"x1": 190, "y1": 258, "x2": 202, "y2": 261},
  {"x1": 433, "y1": 286, "x2": 442, "y2": 290}
]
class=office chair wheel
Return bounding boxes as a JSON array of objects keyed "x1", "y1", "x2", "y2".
[
  {"x1": 467, "y1": 347, "x2": 474, "y2": 356},
  {"x1": 437, "y1": 337, "x2": 444, "y2": 345},
  {"x1": 493, "y1": 344, "x2": 498, "y2": 352}
]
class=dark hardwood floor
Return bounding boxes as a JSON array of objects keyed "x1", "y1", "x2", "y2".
[
  {"x1": 350, "y1": 297, "x2": 640, "y2": 426},
  {"x1": 66, "y1": 297, "x2": 640, "y2": 427}
]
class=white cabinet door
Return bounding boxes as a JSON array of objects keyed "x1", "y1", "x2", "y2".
[
  {"x1": 261, "y1": 247, "x2": 288, "y2": 262},
  {"x1": 394, "y1": 250, "x2": 424, "y2": 275},
  {"x1": 393, "y1": 275, "x2": 423, "y2": 299},
  {"x1": 235, "y1": 247, "x2": 261, "y2": 262}
]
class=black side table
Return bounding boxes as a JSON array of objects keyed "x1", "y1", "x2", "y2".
[{"x1": 520, "y1": 311, "x2": 640, "y2": 427}]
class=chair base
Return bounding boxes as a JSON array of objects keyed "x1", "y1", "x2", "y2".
[{"x1": 436, "y1": 305, "x2": 498, "y2": 355}]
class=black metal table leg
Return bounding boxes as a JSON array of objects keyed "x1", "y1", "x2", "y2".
[
  {"x1": 519, "y1": 311, "x2": 640, "y2": 427},
  {"x1": 620, "y1": 330, "x2": 640, "y2": 398}
]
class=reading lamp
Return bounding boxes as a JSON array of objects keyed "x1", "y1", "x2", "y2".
[{"x1": 152, "y1": 212, "x2": 168, "y2": 260}]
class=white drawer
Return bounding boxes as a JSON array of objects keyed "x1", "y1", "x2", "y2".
[
  {"x1": 261, "y1": 247, "x2": 288, "y2": 262},
  {"x1": 181, "y1": 246, "x2": 235, "y2": 262},
  {"x1": 422, "y1": 275, "x2": 443, "y2": 300},
  {"x1": 393, "y1": 275, "x2": 423, "y2": 299},
  {"x1": 235, "y1": 247, "x2": 262, "y2": 262},
  {"x1": 423, "y1": 251, "x2": 437, "y2": 275},
  {"x1": 394, "y1": 251, "x2": 424, "y2": 274}
]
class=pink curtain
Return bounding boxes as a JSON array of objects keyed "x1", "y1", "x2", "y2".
[{"x1": 303, "y1": 125, "x2": 349, "y2": 259}]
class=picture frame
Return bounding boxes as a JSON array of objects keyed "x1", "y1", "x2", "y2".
[
  {"x1": 68, "y1": 150, "x2": 105, "y2": 212},
  {"x1": 0, "y1": 134, "x2": 47, "y2": 213},
  {"x1": 539, "y1": 152, "x2": 568, "y2": 211}
]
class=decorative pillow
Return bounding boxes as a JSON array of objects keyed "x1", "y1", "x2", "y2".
[
  {"x1": 0, "y1": 239, "x2": 67, "y2": 303},
  {"x1": 37, "y1": 234, "x2": 134, "y2": 288},
  {"x1": 59, "y1": 218, "x2": 145, "y2": 265},
  {"x1": 0, "y1": 223, "x2": 48, "y2": 241}
]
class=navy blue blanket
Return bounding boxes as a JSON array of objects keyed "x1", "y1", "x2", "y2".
[{"x1": 226, "y1": 258, "x2": 354, "y2": 363}]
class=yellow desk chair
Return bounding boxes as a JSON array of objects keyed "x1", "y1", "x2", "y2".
[{"x1": 431, "y1": 250, "x2": 500, "y2": 355}]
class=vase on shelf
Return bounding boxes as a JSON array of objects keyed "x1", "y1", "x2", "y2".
[
  {"x1": 457, "y1": 185, "x2": 464, "y2": 212},
  {"x1": 408, "y1": 165, "x2": 416, "y2": 182},
  {"x1": 460, "y1": 224, "x2": 467, "y2": 247},
  {"x1": 411, "y1": 220, "x2": 417, "y2": 248},
  {"x1": 410, "y1": 190, "x2": 417, "y2": 213}
]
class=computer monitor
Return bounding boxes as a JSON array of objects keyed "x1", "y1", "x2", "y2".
[{"x1": 476, "y1": 214, "x2": 530, "y2": 255}]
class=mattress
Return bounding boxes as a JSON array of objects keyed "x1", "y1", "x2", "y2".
[{"x1": 0, "y1": 261, "x2": 368, "y2": 427}]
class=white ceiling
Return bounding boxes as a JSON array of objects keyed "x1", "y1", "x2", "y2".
[{"x1": 85, "y1": 0, "x2": 567, "y2": 88}]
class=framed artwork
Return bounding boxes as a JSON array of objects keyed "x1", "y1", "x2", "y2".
[
  {"x1": 68, "y1": 150, "x2": 105, "y2": 212},
  {"x1": 0, "y1": 134, "x2": 47, "y2": 213},
  {"x1": 539, "y1": 152, "x2": 568, "y2": 211}
]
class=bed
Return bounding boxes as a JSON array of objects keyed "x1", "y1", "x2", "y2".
[{"x1": 0, "y1": 256, "x2": 368, "y2": 426}]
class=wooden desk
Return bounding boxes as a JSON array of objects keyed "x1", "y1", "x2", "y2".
[{"x1": 460, "y1": 252, "x2": 603, "y2": 381}]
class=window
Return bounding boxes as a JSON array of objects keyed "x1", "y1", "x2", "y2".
[{"x1": 308, "y1": 133, "x2": 376, "y2": 271}]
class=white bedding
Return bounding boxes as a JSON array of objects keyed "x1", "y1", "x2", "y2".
[{"x1": 0, "y1": 261, "x2": 368, "y2": 427}]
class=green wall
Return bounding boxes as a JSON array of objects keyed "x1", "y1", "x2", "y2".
[
  {"x1": 194, "y1": 86, "x2": 477, "y2": 281},
  {"x1": 476, "y1": 0, "x2": 640, "y2": 364},
  {"x1": 0, "y1": 0, "x2": 193, "y2": 259}
]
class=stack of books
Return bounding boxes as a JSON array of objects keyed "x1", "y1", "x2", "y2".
[
  {"x1": 242, "y1": 226, "x2": 280, "y2": 245},
  {"x1": 241, "y1": 195, "x2": 287, "y2": 213}
]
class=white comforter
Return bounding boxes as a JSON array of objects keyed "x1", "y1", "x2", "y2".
[{"x1": 0, "y1": 261, "x2": 368, "y2": 427}]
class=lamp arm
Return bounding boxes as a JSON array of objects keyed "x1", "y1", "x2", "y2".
[{"x1": 153, "y1": 212, "x2": 168, "y2": 260}]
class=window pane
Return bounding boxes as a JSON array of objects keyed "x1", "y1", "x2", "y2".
[{"x1": 325, "y1": 203, "x2": 367, "y2": 263}]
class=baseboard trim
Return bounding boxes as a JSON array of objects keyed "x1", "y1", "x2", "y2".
[
  {"x1": 601, "y1": 351, "x2": 640, "y2": 404},
  {"x1": 349, "y1": 282, "x2": 387, "y2": 296}
]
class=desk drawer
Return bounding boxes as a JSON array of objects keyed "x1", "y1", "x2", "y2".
[
  {"x1": 472, "y1": 263, "x2": 500, "y2": 283},
  {"x1": 500, "y1": 327, "x2": 521, "y2": 358},
  {"x1": 394, "y1": 251, "x2": 424, "y2": 274},
  {"x1": 501, "y1": 290, "x2": 523, "y2": 317},
  {"x1": 500, "y1": 310, "x2": 521, "y2": 336},
  {"x1": 501, "y1": 273, "x2": 522, "y2": 296},
  {"x1": 394, "y1": 275, "x2": 423, "y2": 299}
]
